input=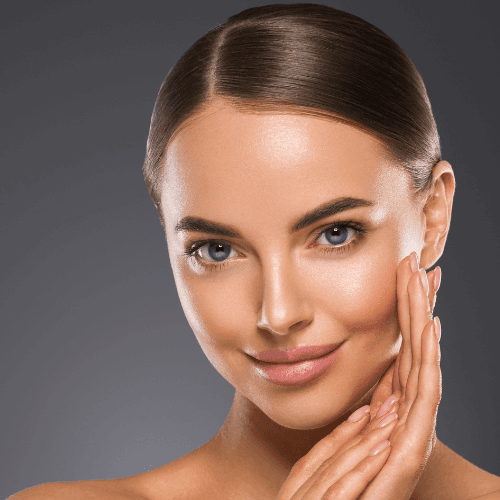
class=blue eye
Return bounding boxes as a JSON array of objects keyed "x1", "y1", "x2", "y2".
[
  {"x1": 199, "y1": 242, "x2": 235, "y2": 262},
  {"x1": 187, "y1": 240, "x2": 238, "y2": 264},
  {"x1": 316, "y1": 225, "x2": 354, "y2": 246}
]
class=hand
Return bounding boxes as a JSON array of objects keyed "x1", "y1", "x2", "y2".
[
  {"x1": 368, "y1": 252, "x2": 439, "y2": 418},
  {"x1": 358, "y1": 252, "x2": 442, "y2": 499},
  {"x1": 276, "y1": 404, "x2": 399, "y2": 499}
]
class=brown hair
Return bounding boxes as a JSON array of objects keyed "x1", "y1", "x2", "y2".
[{"x1": 143, "y1": 3, "x2": 441, "y2": 225}]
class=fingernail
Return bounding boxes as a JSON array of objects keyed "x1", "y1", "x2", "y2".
[
  {"x1": 377, "y1": 395, "x2": 397, "y2": 417},
  {"x1": 376, "y1": 412, "x2": 398, "y2": 428},
  {"x1": 434, "y1": 267, "x2": 441, "y2": 292},
  {"x1": 434, "y1": 316, "x2": 441, "y2": 341},
  {"x1": 348, "y1": 405, "x2": 371, "y2": 422},
  {"x1": 410, "y1": 252, "x2": 418, "y2": 273},
  {"x1": 369, "y1": 440, "x2": 391, "y2": 456},
  {"x1": 419, "y1": 268, "x2": 429, "y2": 295}
]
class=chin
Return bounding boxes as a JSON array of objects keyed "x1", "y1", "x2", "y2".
[
  {"x1": 258, "y1": 400, "x2": 353, "y2": 430},
  {"x1": 271, "y1": 413, "x2": 343, "y2": 431},
  {"x1": 248, "y1": 383, "x2": 375, "y2": 431}
]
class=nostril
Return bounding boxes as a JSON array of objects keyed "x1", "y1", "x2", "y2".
[{"x1": 288, "y1": 319, "x2": 312, "y2": 334}]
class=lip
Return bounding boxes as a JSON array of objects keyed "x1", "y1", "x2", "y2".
[
  {"x1": 256, "y1": 342, "x2": 343, "y2": 363},
  {"x1": 249, "y1": 342, "x2": 344, "y2": 386}
]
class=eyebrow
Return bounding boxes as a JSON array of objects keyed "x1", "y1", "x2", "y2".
[{"x1": 174, "y1": 196, "x2": 374, "y2": 238}]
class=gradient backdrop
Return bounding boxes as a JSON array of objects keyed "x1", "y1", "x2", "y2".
[{"x1": 2, "y1": 1, "x2": 500, "y2": 497}]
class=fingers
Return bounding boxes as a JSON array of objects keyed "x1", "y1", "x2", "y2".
[
  {"x1": 395, "y1": 254, "x2": 415, "y2": 391},
  {"x1": 366, "y1": 395, "x2": 399, "y2": 432},
  {"x1": 303, "y1": 406, "x2": 371, "y2": 470},
  {"x1": 280, "y1": 407, "x2": 397, "y2": 500},
  {"x1": 277, "y1": 407, "x2": 371, "y2": 500},
  {"x1": 417, "y1": 316, "x2": 442, "y2": 416},
  {"x1": 318, "y1": 447, "x2": 390, "y2": 500},
  {"x1": 409, "y1": 267, "x2": 433, "y2": 365},
  {"x1": 396, "y1": 252, "x2": 439, "y2": 402},
  {"x1": 428, "y1": 267, "x2": 441, "y2": 315},
  {"x1": 296, "y1": 417, "x2": 397, "y2": 499},
  {"x1": 405, "y1": 263, "x2": 435, "y2": 405},
  {"x1": 405, "y1": 316, "x2": 442, "y2": 465}
]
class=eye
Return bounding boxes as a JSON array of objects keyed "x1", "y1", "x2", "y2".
[
  {"x1": 316, "y1": 224, "x2": 355, "y2": 246},
  {"x1": 312, "y1": 220, "x2": 367, "y2": 256},
  {"x1": 183, "y1": 239, "x2": 240, "y2": 271},
  {"x1": 195, "y1": 241, "x2": 238, "y2": 263}
]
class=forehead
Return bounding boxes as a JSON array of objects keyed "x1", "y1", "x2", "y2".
[{"x1": 161, "y1": 105, "x2": 410, "y2": 228}]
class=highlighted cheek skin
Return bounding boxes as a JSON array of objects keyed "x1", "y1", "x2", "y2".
[
  {"x1": 304, "y1": 254, "x2": 397, "y2": 335},
  {"x1": 178, "y1": 278, "x2": 248, "y2": 368}
]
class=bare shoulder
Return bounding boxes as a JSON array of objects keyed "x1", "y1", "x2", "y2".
[
  {"x1": 7, "y1": 444, "x2": 222, "y2": 500},
  {"x1": 127, "y1": 445, "x2": 223, "y2": 500},
  {"x1": 444, "y1": 445, "x2": 500, "y2": 500},
  {"x1": 414, "y1": 439, "x2": 500, "y2": 500},
  {"x1": 472, "y1": 490, "x2": 500, "y2": 500},
  {"x1": 6, "y1": 478, "x2": 147, "y2": 500}
]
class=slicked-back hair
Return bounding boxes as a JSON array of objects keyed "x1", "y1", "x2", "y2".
[{"x1": 143, "y1": 3, "x2": 441, "y2": 226}]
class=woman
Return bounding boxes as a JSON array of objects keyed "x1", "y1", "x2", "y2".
[{"x1": 10, "y1": 3, "x2": 500, "y2": 499}]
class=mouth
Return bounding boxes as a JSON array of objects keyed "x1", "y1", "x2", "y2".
[
  {"x1": 248, "y1": 342, "x2": 344, "y2": 386},
  {"x1": 254, "y1": 342, "x2": 344, "y2": 363}
]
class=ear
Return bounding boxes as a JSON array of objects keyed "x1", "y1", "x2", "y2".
[{"x1": 419, "y1": 160, "x2": 456, "y2": 270}]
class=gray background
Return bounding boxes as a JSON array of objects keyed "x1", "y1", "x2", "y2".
[{"x1": 1, "y1": 1, "x2": 499, "y2": 498}]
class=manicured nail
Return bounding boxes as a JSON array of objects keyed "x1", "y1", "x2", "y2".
[
  {"x1": 410, "y1": 252, "x2": 419, "y2": 273},
  {"x1": 376, "y1": 412, "x2": 398, "y2": 428},
  {"x1": 348, "y1": 405, "x2": 371, "y2": 422},
  {"x1": 419, "y1": 268, "x2": 429, "y2": 295},
  {"x1": 377, "y1": 395, "x2": 397, "y2": 417},
  {"x1": 434, "y1": 267, "x2": 441, "y2": 292},
  {"x1": 369, "y1": 440, "x2": 391, "y2": 456},
  {"x1": 434, "y1": 316, "x2": 441, "y2": 341}
]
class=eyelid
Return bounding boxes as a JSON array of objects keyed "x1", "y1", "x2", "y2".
[
  {"x1": 184, "y1": 238, "x2": 240, "y2": 257},
  {"x1": 311, "y1": 219, "x2": 366, "y2": 237}
]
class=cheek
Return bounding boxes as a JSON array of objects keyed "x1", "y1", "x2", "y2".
[
  {"x1": 173, "y1": 263, "x2": 251, "y2": 375},
  {"x1": 305, "y1": 249, "x2": 398, "y2": 335},
  {"x1": 341, "y1": 256, "x2": 396, "y2": 331},
  {"x1": 178, "y1": 253, "x2": 397, "y2": 343}
]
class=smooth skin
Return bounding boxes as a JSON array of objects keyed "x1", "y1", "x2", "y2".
[
  {"x1": 9, "y1": 102, "x2": 500, "y2": 499},
  {"x1": 277, "y1": 253, "x2": 438, "y2": 499}
]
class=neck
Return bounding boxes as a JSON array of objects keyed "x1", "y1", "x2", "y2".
[
  {"x1": 209, "y1": 389, "x2": 373, "y2": 496},
  {"x1": 206, "y1": 392, "x2": 473, "y2": 499}
]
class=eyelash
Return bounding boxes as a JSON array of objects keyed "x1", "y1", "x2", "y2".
[{"x1": 183, "y1": 219, "x2": 368, "y2": 272}]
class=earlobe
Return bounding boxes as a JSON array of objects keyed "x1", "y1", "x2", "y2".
[{"x1": 420, "y1": 161, "x2": 456, "y2": 269}]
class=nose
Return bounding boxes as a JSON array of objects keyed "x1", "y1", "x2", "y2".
[{"x1": 256, "y1": 257, "x2": 314, "y2": 336}]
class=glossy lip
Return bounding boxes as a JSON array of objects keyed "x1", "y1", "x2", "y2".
[
  {"x1": 248, "y1": 342, "x2": 344, "y2": 386},
  {"x1": 255, "y1": 342, "x2": 343, "y2": 363}
]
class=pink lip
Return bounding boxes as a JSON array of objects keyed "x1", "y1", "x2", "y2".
[
  {"x1": 256, "y1": 342, "x2": 343, "y2": 363},
  {"x1": 250, "y1": 342, "x2": 344, "y2": 386}
]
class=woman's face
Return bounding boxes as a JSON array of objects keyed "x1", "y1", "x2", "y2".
[{"x1": 161, "y1": 102, "x2": 425, "y2": 430}]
